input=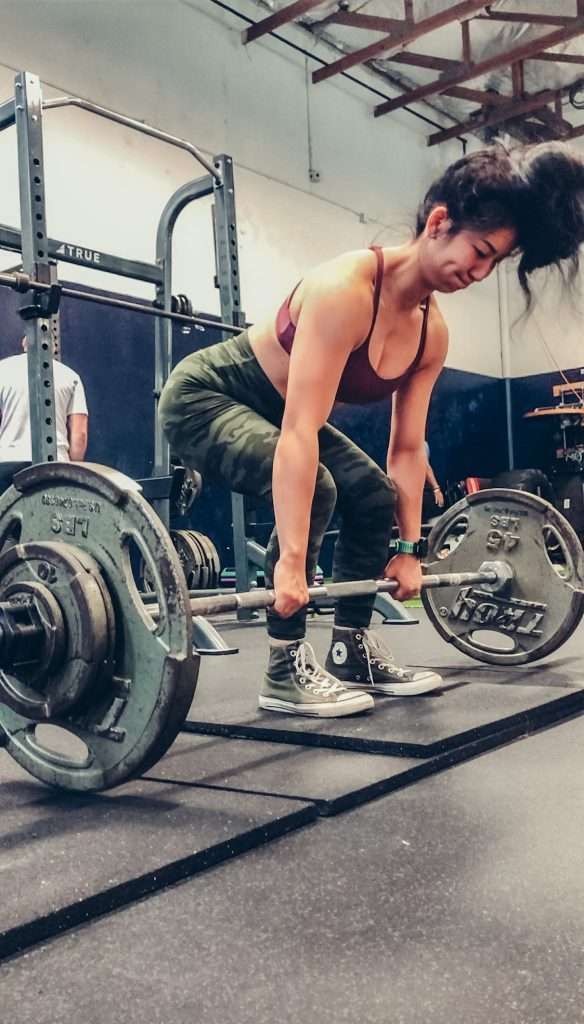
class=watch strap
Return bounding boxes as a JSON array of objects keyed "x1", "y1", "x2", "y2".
[
  {"x1": 395, "y1": 539, "x2": 417, "y2": 555},
  {"x1": 393, "y1": 537, "x2": 427, "y2": 558}
]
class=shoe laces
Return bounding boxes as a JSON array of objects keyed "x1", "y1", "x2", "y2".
[
  {"x1": 358, "y1": 629, "x2": 410, "y2": 684},
  {"x1": 294, "y1": 641, "x2": 346, "y2": 697}
]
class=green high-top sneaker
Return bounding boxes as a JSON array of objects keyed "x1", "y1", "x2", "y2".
[{"x1": 259, "y1": 639, "x2": 374, "y2": 717}]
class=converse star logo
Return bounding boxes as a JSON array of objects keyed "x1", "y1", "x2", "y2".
[{"x1": 331, "y1": 641, "x2": 348, "y2": 665}]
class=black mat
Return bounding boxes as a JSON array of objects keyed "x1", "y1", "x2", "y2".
[
  {"x1": 3, "y1": 717, "x2": 583, "y2": 1023},
  {"x1": 147, "y1": 733, "x2": 424, "y2": 814},
  {"x1": 183, "y1": 615, "x2": 584, "y2": 755},
  {"x1": 147, "y1": 711, "x2": 577, "y2": 817},
  {"x1": 0, "y1": 755, "x2": 316, "y2": 961}
]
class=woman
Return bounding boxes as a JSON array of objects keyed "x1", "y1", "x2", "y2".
[{"x1": 159, "y1": 142, "x2": 584, "y2": 718}]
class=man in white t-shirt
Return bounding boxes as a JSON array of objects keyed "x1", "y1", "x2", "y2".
[{"x1": 0, "y1": 337, "x2": 88, "y2": 462}]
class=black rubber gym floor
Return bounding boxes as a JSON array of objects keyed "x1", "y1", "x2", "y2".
[{"x1": 1, "y1": 611, "x2": 583, "y2": 1023}]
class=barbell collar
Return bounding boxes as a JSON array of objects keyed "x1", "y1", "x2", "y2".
[{"x1": 477, "y1": 560, "x2": 515, "y2": 595}]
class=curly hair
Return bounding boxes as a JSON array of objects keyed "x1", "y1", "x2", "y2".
[{"x1": 415, "y1": 142, "x2": 584, "y2": 306}]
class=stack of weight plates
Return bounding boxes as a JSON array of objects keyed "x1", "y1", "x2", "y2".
[
  {"x1": 140, "y1": 529, "x2": 221, "y2": 591},
  {"x1": 174, "y1": 530, "x2": 221, "y2": 590}
]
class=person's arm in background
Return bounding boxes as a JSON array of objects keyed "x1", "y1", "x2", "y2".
[
  {"x1": 67, "y1": 413, "x2": 88, "y2": 460},
  {"x1": 425, "y1": 457, "x2": 444, "y2": 508},
  {"x1": 67, "y1": 373, "x2": 89, "y2": 461}
]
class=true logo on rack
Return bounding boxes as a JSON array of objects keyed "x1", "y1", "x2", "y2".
[{"x1": 55, "y1": 242, "x2": 102, "y2": 265}]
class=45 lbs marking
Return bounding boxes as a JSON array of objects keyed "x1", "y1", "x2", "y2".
[{"x1": 50, "y1": 513, "x2": 90, "y2": 538}]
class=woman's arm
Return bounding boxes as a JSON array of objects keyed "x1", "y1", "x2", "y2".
[
  {"x1": 386, "y1": 316, "x2": 448, "y2": 598},
  {"x1": 272, "y1": 268, "x2": 371, "y2": 616}
]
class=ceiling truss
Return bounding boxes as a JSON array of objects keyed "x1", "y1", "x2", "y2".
[{"x1": 242, "y1": 1, "x2": 584, "y2": 146}]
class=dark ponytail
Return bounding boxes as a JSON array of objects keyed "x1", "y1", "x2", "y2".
[
  {"x1": 511, "y1": 142, "x2": 584, "y2": 303},
  {"x1": 416, "y1": 141, "x2": 584, "y2": 306}
]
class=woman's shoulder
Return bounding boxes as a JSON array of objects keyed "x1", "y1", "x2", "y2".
[
  {"x1": 287, "y1": 249, "x2": 377, "y2": 342},
  {"x1": 306, "y1": 247, "x2": 377, "y2": 285},
  {"x1": 300, "y1": 248, "x2": 377, "y2": 305}
]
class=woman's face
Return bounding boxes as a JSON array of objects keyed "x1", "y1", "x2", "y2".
[{"x1": 421, "y1": 210, "x2": 517, "y2": 292}]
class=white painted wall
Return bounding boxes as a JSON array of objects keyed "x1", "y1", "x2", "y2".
[
  {"x1": 503, "y1": 261, "x2": 584, "y2": 378},
  {"x1": 0, "y1": 0, "x2": 537, "y2": 379}
]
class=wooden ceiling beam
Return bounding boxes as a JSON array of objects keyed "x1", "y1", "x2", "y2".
[
  {"x1": 444, "y1": 85, "x2": 508, "y2": 105},
  {"x1": 428, "y1": 88, "x2": 562, "y2": 146},
  {"x1": 530, "y1": 103, "x2": 573, "y2": 138},
  {"x1": 312, "y1": 0, "x2": 487, "y2": 84},
  {"x1": 323, "y1": 13, "x2": 406, "y2": 33},
  {"x1": 475, "y1": 11, "x2": 577, "y2": 27},
  {"x1": 530, "y1": 51, "x2": 584, "y2": 65},
  {"x1": 461, "y1": 19, "x2": 472, "y2": 64},
  {"x1": 242, "y1": 0, "x2": 328, "y2": 45},
  {"x1": 374, "y1": 21, "x2": 584, "y2": 117},
  {"x1": 385, "y1": 51, "x2": 460, "y2": 72},
  {"x1": 511, "y1": 61, "x2": 525, "y2": 98}
]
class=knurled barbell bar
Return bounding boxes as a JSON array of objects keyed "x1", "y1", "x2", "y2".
[
  {"x1": 0, "y1": 461, "x2": 582, "y2": 794},
  {"x1": 144, "y1": 564, "x2": 508, "y2": 621},
  {"x1": 0, "y1": 269, "x2": 242, "y2": 334}
]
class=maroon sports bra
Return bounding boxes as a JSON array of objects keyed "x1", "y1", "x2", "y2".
[{"x1": 275, "y1": 245, "x2": 430, "y2": 404}]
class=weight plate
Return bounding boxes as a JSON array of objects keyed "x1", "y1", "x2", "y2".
[
  {"x1": 421, "y1": 488, "x2": 584, "y2": 665},
  {"x1": 199, "y1": 534, "x2": 221, "y2": 589},
  {"x1": 201, "y1": 536, "x2": 218, "y2": 585},
  {"x1": 0, "y1": 542, "x2": 111, "y2": 720},
  {"x1": 182, "y1": 531, "x2": 210, "y2": 589},
  {"x1": 171, "y1": 529, "x2": 205, "y2": 590},
  {"x1": 0, "y1": 462, "x2": 198, "y2": 791},
  {"x1": 188, "y1": 531, "x2": 220, "y2": 588}
]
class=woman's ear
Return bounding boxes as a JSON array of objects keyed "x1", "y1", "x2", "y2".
[{"x1": 426, "y1": 205, "x2": 450, "y2": 238}]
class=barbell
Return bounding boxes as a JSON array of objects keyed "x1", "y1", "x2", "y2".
[
  {"x1": 0, "y1": 269, "x2": 242, "y2": 334},
  {"x1": 0, "y1": 462, "x2": 582, "y2": 793}
]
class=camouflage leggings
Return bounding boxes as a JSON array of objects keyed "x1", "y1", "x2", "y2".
[{"x1": 159, "y1": 331, "x2": 396, "y2": 640}]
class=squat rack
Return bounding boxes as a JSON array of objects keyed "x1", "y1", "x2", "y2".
[
  {"x1": 0, "y1": 70, "x2": 257, "y2": 610},
  {"x1": 0, "y1": 71, "x2": 412, "y2": 627}
]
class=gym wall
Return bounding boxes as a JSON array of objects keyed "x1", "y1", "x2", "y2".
[
  {"x1": 504, "y1": 258, "x2": 584, "y2": 380},
  {"x1": 500, "y1": 258, "x2": 584, "y2": 462}
]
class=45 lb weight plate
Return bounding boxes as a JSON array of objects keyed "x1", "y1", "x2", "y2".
[
  {"x1": 0, "y1": 462, "x2": 198, "y2": 791},
  {"x1": 421, "y1": 488, "x2": 584, "y2": 665}
]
